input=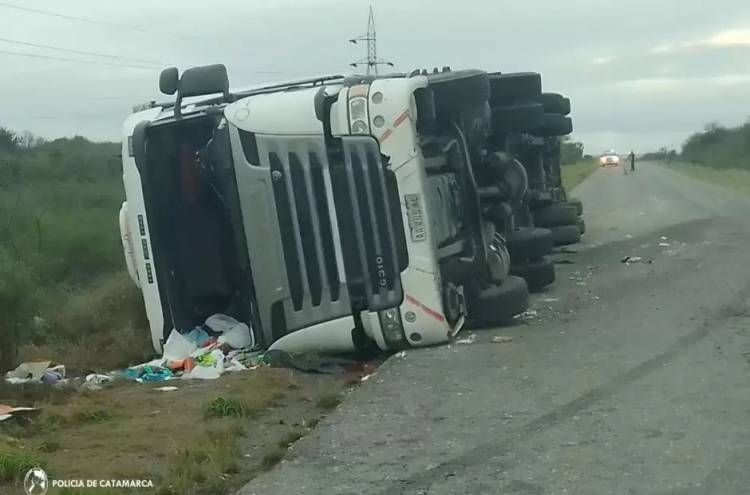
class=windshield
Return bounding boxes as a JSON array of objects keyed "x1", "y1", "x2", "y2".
[{"x1": 1, "y1": 2, "x2": 748, "y2": 495}]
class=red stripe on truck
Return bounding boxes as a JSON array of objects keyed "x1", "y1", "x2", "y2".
[{"x1": 405, "y1": 294, "x2": 445, "y2": 322}]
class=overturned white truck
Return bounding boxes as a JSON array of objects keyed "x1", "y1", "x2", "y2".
[{"x1": 119, "y1": 65, "x2": 530, "y2": 355}]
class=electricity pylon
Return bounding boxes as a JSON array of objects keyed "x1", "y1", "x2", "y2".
[{"x1": 349, "y1": 6, "x2": 394, "y2": 75}]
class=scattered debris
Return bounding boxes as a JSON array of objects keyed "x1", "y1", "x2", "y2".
[
  {"x1": 0, "y1": 405, "x2": 38, "y2": 421},
  {"x1": 82, "y1": 374, "x2": 114, "y2": 391},
  {"x1": 42, "y1": 368, "x2": 65, "y2": 385},
  {"x1": 5, "y1": 361, "x2": 66, "y2": 385},
  {"x1": 124, "y1": 365, "x2": 174, "y2": 383},
  {"x1": 214, "y1": 317, "x2": 254, "y2": 349},
  {"x1": 395, "y1": 351, "x2": 407, "y2": 359},
  {"x1": 520, "y1": 309, "x2": 539, "y2": 320},
  {"x1": 622, "y1": 256, "x2": 643, "y2": 263},
  {"x1": 456, "y1": 334, "x2": 477, "y2": 345},
  {"x1": 154, "y1": 386, "x2": 179, "y2": 392},
  {"x1": 625, "y1": 234, "x2": 633, "y2": 239},
  {"x1": 542, "y1": 298, "x2": 559, "y2": 303},
  {"x1": 491, "y1": 336, "x2": 513, "y2": 344},
  {"x1": 181, "y1": 366, "x2": 222, "y2": 380},
  {"x1": 163, "y1": 330, "x2": 198, "y2": 362},
  {"x1": 658, "y1": 242, "x2": 670, "y2": 247},
  {"x1": 661, "y1": 236, "x2": 668, "y2": 240},
  {"x1": 361, "y1": 374, "x2": 374, "y2": 382}
]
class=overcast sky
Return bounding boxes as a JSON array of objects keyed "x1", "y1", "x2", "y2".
[{"x1": 1, "y1": 0, "x2": 749, "y2": 154}]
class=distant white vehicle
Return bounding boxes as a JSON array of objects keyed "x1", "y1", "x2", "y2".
[{"x1": 599, "y1": 150, "x2": 620, "y2": 167}]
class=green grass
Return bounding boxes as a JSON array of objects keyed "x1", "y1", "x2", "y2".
[
  {"x1": 664, "y1": 161, "x2": 750, "y2": 195},
  {"x1": 204, "y1": 396, "x2": 260, "y2": 419},
  {"x1": 561, "y1": 159, "x2": 599, "y2": 191},
  {"x1": 0, "y1": 451, "x2": 44, "y2": 483}
]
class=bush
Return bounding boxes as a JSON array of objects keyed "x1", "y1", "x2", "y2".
[
  {"x1": 0, "y1": 247, "x2": 37, "y2": 371},
  {"x1": 682, "y1": 121, "x2": 750, "y2": 169},
  {"x1": 561, "y1": 138, "x2": 584, "y2": 166},
  {"x1": 21, "y1": 272, "x2": 153, "y2": 372},
  {"x1": 0, "y1": 126, "x2": 148, "y2": 372}
]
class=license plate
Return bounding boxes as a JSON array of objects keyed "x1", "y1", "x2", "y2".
[{"x1": 404, "y1": 194, "x2": 426, "y2": 242}]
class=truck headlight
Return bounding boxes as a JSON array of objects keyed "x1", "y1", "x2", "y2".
[
  {"x1": 348, "y1": 95, "x2": 370, "y2": 135},
  {"x1": 378, "y1": 308, "x2": 407, "y2": 350}
]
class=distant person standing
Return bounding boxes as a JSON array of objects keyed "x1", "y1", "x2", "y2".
[{"x1": 629, "y1": 151, "x2": 636, "y2": 172}]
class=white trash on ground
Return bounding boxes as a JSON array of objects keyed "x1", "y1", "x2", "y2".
[
  {"x1": 163, "y1": 330, "x2": 198, "y2": 362},
  {"x1": 217, "y1": 322, "x2": 254, "y2": 349}
]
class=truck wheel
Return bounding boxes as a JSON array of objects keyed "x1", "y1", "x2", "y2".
[
  {"x1": 507, "y1": 227, "x2": 553, "y2": 262},
  {"x1": 549, "y1": 224, "x2": 581, "y2": 246},
  {"x1": 533, "y1": 114, "x2": 573, "y2": 137},
  {"x1": 534, "y1": 204, "x2": 578, "y2": 227},
  {"x1": 537, "y1": 93, "x2": 571, "y2": 115},
  {"x1": 491, "y1": 102, "x2": 545, "y2": 134},
  {"x1": 428, "y1": 70, "x2": 491, "y2": 115},
  {"x1": 577, "y1": 217, "x2": 586, "y2": 235},
  {"x1": 566, "y1": 197, "x2": 583, "y2": 215},
  {"x1": 510, "y1": 257, "x2": 555, "y2": 292},
  {"x1": 465, "y1": 276, "x2": 529, "y2": 329},
  {"x1": 489, "y1": 72, "x2": 542, "y2": 105}
]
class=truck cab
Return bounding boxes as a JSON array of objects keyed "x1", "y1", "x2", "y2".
[{"x1": 120, "y1": 64, "x2": 528, "y2": 355}]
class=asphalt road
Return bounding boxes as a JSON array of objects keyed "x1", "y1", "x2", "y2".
[{"x1": 239, "y1": 162, "x2": 750, "y2": 495}]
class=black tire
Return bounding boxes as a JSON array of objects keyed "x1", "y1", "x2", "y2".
[
  {"x1": 566, "y1": 197, "x2": 583, "y2": 215},
  {"x1": 534, "y1": 204, "x2": 579, "y2": 227},
  {"x1": 509, "y1": 256, "x2": 555, "y2": 292},
  {"x1": 491, "y1": 102, "x2": 545, "y2": 134},
  {"x1": 533, "y1": 114, "x2": 573, "y2": 137},
  {"x1": 577, "y1": 217, "x2": 586, "y2": 235},
  {"x1": 429, "y1": 70, "x2": 490, "y2": 115},
  {"x1": 488, "y1": 72, "x2": 542, "y2": 105},
  {"x1": 549, "y1": 224, "x2": 581, "y2": 246},
  {"x1": 537, "y1": 93, "x2": 571, "y2": 115},
  {"x1": 507, "y1": 227, "x2": 553, "y2": 262},
  {"x1": 465, "y1": 275, "x2": 529, "y2": 328}
]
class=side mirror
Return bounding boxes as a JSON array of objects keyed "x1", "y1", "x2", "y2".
[{"x1": 159, "y1": 67, "x2": 179, "y2": 95}]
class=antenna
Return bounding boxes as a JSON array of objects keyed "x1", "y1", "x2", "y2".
[{"x1": 349, "y1": 6, "x2": 394, "y2": 75}]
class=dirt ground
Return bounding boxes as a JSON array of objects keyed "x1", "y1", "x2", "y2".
[{"x1": 0, "y1": 366, "x2": 365, "y2": 494}]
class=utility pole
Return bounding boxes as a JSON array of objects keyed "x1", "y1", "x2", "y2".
[{"x1": 349, "y1": 6, "x2": 393, "y2": 75}]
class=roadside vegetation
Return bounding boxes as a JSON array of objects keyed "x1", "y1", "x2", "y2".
[
  {"x1": 664, "y1": 161, "x2": 750, "y2": 195},
  {"x1": 560, "y1": 137, "x2": 597, "y2": 191},
  {"x1": 0, "y1": 126, "x2": 152, "y2": 373},
  {"x1": 0, "y1": 369, "x2": 348, "y2": 494},
  {"x1": 646, "y1": 120, "x2": 750, "y2": 193}
]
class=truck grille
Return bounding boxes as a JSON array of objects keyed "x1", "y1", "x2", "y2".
[
  {"x1": 329, "y1": 136, "x2": 405, "y2": 310},
  {"x1": 269, "y1": 150, "x2": 341, "y2": 310},
  {"x1": 260, "y1": 134, "x2": 404, "y2": 336}
]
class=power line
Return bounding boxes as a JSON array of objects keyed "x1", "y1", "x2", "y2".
[
  {"x1": 0, "y1": 2, "x2": 254, "y2": 44},
  {"x1": 0, "y1": 49, "x2": 158, "y2": 70},
  {"x1": 0, "y1": 2, "x2": 166, "y2": 36},
  {"x1": 0, "y1": 37, "x2": 164, "y2": 65}
]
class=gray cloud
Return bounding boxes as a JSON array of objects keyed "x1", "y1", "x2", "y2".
[{"x1": 1, "y1": 0, "x2": 749, "y2": 154}]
